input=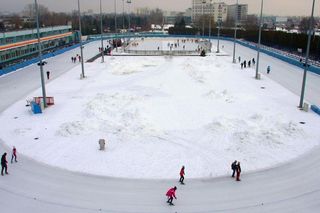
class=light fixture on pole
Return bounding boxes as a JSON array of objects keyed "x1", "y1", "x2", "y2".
[
  {"x1": 114, "y1": 0, "x2": 118, "y2": 52},
  {"x1": 34, "y1": 0, "x2": 47, "y2": 108},
  {"x1": 202, "y1": 0, "x2": 206, "y2": 37},
  {"x1": 78, "y1": 0, "x2": 85, "y2": 78},
  {"x1": 122, "y1": 0, "x2": 125, "y2": 30},
  {"x1": 232, "y1": 0, "x2": 239, "y2": 63},
  {"x1": 100, "y1": 0, "x2": 104, "y2": 63},
  {"x1": 255, "y1": 0, "x2": 263, "y2": 79},
  {"x1": 299, "y1": 0, "x2": 316, "y2": 108}
]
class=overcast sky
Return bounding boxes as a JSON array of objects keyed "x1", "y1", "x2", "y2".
[{"x1": 0, "y1": 0, "x2": 319, "y2": 16}]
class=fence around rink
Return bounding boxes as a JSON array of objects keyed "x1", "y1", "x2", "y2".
[{"x1": 1, "y1": 32, "x2": 320, "y2": 76}]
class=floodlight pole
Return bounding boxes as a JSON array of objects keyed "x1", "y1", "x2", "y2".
[
  {"x1": 232, "y1": 0, "x2": 239, "y2": 63},
  {"x1": 114, "y1": 0, "x2": 118, "y2": 52},
  {"x1": 255, "y1": 0, "x2": 263, "y2": 79},
  {"x1": 217, "y1": 20, "x2": 221, "y2": 53},
  {"x1": 100, "y1": 0, "x2": 104, "y2": 63},
  {"x1": 208, "y1": 0, "x2": 212, "y2": 39},
  {"x1": 299, "y1": 0, "x2": 315, "y2": 108},
  {"x1": 35, "y1": 0, "x2": 47, "y2": 107},
  {"x1": 202, "y1": 0, "x2": 206, "y2": 37},
  {"x1": 122, "y1": 0, "x2": 125, "y2": 30},
  {"x1": 127, "y1": 0, "x2": 131, "y2": 35},
  {"x1": 78, "y1": 0, "x2": 85, "y2": 78}
]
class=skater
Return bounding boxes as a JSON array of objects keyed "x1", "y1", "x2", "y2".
[
  {"x1": 11, "y1": 146, "x2": 17, "y2": 163},
  {"x1": 78, "y1": 55, "x2": 81, "y2": 62},
  {"x1": 238, "y1": 56, "x2": 241, "y2": 63},
  {"x1": 267, "y1": 65, "x2": 271, "y2": 74},
  {"x1": 236, "y1": 162, "x2": 241, "y2": 181},
  {"x1": 71, "y1": 57, "x2": 74, "y2": 63},
  {"x1": 1, "y1": 152, "x2": 8, "y2": 176},
  {"x1": 166, "y1": 186, "x2": 177, "y2": 205},
  {"x1": 244, "y1": 60, "x2": 247, "y2": 68},
  {"x1": 248, "y1": 60, "x2": 251, "y2": 67},
  {"x1": 179, "y1": 166, "x2": 185, "y2": 184},
  {"x1": 252, "y1": 58, "x2": 255, "y2": 65},
  {"x1": 241, "y1": 63, "x2": 243, "y2": 69},
  {"x1": 231, "y1": 160, "x2": 237, "y2": 177},
  {"x1": 46, "y1": 71, "x2": 50, "y2": 80}
]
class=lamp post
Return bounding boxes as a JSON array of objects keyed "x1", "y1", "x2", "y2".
[
  {"x1": 202, "y1": 0, "x2": 206, "y2": 37},
  {"x1": 217, "y1": 20, "x2": 221, "y2": 53},
  {"x1": 255, "y1": 0, "x2": 263, "y2": 79},
  {"x1": 122, "y1": 0, "x2": 125, "y2": 30},
  {"x1": 208, "y1": 0, "x2": 212, "y2": 39},
  {"x1": 100, "y1": 0, "x2": 104, "y2": 63},
  {"x1": 35, "y1": 0, "x2": 47, "y2": 107},
  {"x1": 127, "y1": 0, "x2": 131, "y2": 35},
  {"x1": 299, "y1": 0, "x2": 316, "y2": 108},
  {"x1": 114, "y1": 0, "x2": 118, "y2": 52},
  {"x1": 78, "y1": 0, "x2": 85, "y2": 78},
  {"x1": 232, "y1": 0, "x2": 239, "y2": 63}
]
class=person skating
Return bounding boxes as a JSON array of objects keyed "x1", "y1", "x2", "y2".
[
  {"x1": 236, "y1": 162, "x2": 241, "y2": 181},
  {"x1": 1, "y1": 153, "x2": 8, "y2": 176},
  {"x1": 179, "y1": 166, "x2": 185, "y2": 184},
  {"x1": 267, "y1": 65, "x2": 271, "y2": 74},
  {"x1": 231, "y1": 160, "x2": 237, "y2": 177},
  {"x1": 238, "y1": 56, "x2": 241, "y2": 63},
  {"x1": 248, "y1": 60, "x2": 251, "y2": 67},
  {"x1": 46, "y1": 71, "x2": 50, "y2": 80},
  {"x1": 244, "y1": 60, "x2": 247, "y2": 68},
  {"x1": 241, "y1": 63, "x2": 243, "y2": 69},
  {"x1": 11, "y1": 146, "x2": 17, "y2": 163},
  {"x1": 166, "y1": 186, "x2": 177, "y2": 205},
  {"x1": 252, "y1": 58, "x2": 255, "y2": 65}
]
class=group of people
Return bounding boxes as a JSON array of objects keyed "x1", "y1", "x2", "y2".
[
  {"x1": 71, "y1": 54, "x2": 81, "y2": 63},
  {"x1": 239, "y1": 57, "x2": 256, "y2": 69},
  {"x1": 165, "y1": 166, "x2": 185, "y2": 205},
  {"x1": 166, "y1": 163, "x2": 241, "y2": 206},
  {"x1": 1, "y1": 146, "x2": 18, "y2": 176}
]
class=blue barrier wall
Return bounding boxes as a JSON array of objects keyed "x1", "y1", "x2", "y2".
[{"x1": 0, "y1": 40, "x2": 94, "y2": 76}]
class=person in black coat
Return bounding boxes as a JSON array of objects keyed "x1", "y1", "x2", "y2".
[
  {"x1": 236, "y1": 162, "x2": 241, "y2": 181},
  {"x1": 231, "y1": 160, "x2": 237, "y2": 177},
  {"x1": 1, "y1": 153, "x2": 8, "y2": 176}
]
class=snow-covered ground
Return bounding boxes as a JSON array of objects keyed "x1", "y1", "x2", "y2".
[{"x1": 1, "y1": 38, "x2": 320, "y2": 179}]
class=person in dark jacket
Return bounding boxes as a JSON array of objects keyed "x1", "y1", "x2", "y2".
[
  {"x1": 236, "y1": 162, "x2": 241, "y2": 181},
  {"x1": 179, "y1": 166, "x2": 185, "y2": 184},
  {"x1": 1, "y1": 153, "x2": 8, "y2": 176},
  {"x1": 231, "y1": 160, "x2": 237, "y2": 177}
]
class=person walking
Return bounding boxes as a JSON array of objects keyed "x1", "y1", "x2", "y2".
[
  {"x1": 179, "y1": 166, "x2": 185, "y2": 184},
  {"x1": 244, "y1": 60, "x2": 247, "y2": 68},
  {"x1": 236, "y1": 162, "x2": 241, "y2": 181},
  {"x1": 248, "y1": 60, "x2": 251, "y2": 68},
  {"x1": 252, "y1": 58, "x2": 255, "y2": 65},
  {"x1": 166, "y1": 186, "x2": 177, "y2": 205},
  {"x1": 231, "y1": 160, "x2": 237, "y2": 177},
  {"x1": 11, "y1": 146, "x2": 17, "y2": 163},
  {"x1": 267, "y1": 65, "x2": 271, "y2": 74},
  {"x1": 1, "y1": 153, "x2": 8, "y2": 176},
  {"x1": 46, "y1": 71, "x2": 50, "y2": 80},
  {"x1": 238, "y1": 56, "x2": 241, "y2": 63}
]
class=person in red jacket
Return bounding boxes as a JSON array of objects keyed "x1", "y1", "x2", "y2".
[
  {"x1": 11, "y1": 146, "x2": 17, "y2": 163},
  {"x1": 179, "y1": 166, "x2": 185, "y2": 184},
  {"x1": 166, "y1": 186, "x2": 177, "y2": 205}
]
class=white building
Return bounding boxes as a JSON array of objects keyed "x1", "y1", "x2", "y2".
[
  {"x1": 192, "y1": 0, "x2": 228, "y2": 23},
  {"x1": 227, "y1": 4, "x2": 248, "y2": 24}
]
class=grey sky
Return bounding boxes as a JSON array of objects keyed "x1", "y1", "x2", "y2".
[{"x1": 0, "y1": 0, "x2": 319, "y2": 16}]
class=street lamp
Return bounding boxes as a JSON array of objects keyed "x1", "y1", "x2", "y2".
[
  {"x1": 114, "y1": 0, "x2": 118, "y2": 52},
  {"x1": 202, "y1": 0, "x2": 206, "y2": 37},
  {"x1": 100, "y1": 0, "x2": 104, "y2": 63},
  {"x1": 208, "y1": 0, "x2": 212, "y2": 39},
  {"x1": 255, "y1": 0, "x2": 263, "y2": 79},
  {"x1": 122, "y1": 0, "x2": 125, "y2": 30},
  {"x1": 127, "y1": 0, "x2": 132, "y2": 34},
  {"x1": 34, "y1": 0, "x2": 47, "y2": 107},
  {"x1": 299, "y1": 0, "x2": 316, "y2": 108},
  {"x1": 217, "y1": 20, "x2": 221, "y2": 53},
  {"x1": 232, "y1": 0, "x2": 239, "y2": 63},
  {"x1": 78, "y1": 0, "x2": 85, "y2": 78}
]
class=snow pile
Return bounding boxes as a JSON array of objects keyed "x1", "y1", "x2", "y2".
[{"x1": 1, "y1": 47, "x2": 320, "y2": 179}]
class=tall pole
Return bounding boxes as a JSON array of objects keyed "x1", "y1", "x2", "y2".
[
  {"x1": 78, "y1": 0, "x2": 85, "y2": 78},
  {"x1": 100, "y1": 0, "x2": 104, "y2": 63},
  {"x1": 217, "y1": 20, "x2": 221, "y2": 53},
  {"x1": 122, "y1": 0, "x2": 125, "y2": 30},
  {"x1": 35, "y1": 0, "x2": 47, "y2": 108},
  {"x1": 127, "y1": 0, "x2": 131, "y2": 34},
  {"x1": 299, "y1": 0, "x2": 315, "y2": 108},
  {"x1": 232, "y1": 0, "x2": 239, "y2": 63},
  {"x1": 209, "y1": 1, "x2": 212, "y2": 39},
  {"x1": 202, "y1": 0, "x2": 206, "y2": 37},
  {"x1": 114, "y1": 0, "x2": 118, "y2": 52},
  {"x1": 255, "y1": 0, "x2": 263, "y2": 79}
]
